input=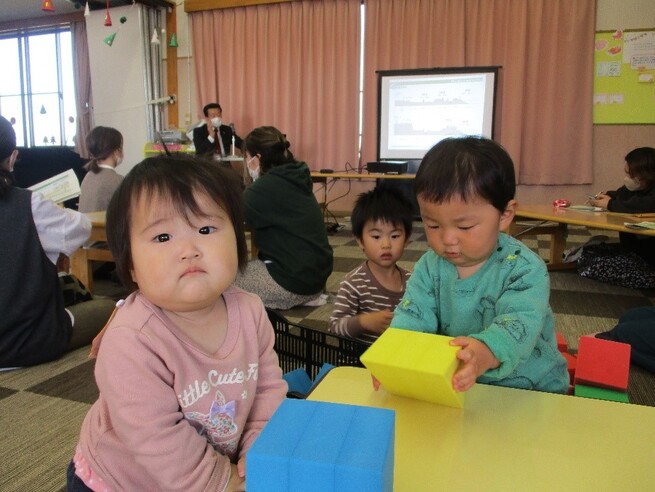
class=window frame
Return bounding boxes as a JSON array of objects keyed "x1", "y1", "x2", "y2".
[{"x1": 0, "y1": 25, "x2": 76, "y2": 148}]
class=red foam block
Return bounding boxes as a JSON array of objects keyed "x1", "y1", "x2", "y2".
[
  {"x1": 574, "y1": 336, "x2": 631, "y2": 391},
  {"x1": 556, "y1": 332, "x2": 568, "y2": 353}
]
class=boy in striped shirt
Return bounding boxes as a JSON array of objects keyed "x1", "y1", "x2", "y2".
[{"x1": 329, "y1": 187, "x2": 414, "y2": 343}]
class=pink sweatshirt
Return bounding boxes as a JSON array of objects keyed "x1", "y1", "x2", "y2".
[{"x1": 75, "y1": 287, "x2": 287, "y2": 491}]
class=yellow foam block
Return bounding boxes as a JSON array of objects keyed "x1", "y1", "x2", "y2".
[{"x1": 360, "y1": 328, "x2": 464, "y2": 408}]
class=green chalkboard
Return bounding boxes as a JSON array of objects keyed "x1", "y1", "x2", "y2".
[{"x1": 593, "y1": 29, "x2": 655, "y2": 124}]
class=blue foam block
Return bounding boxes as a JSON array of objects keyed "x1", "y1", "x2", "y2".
[
  {"x1": 283, "y1": 368, "x2": 313, "y2": 396},
  {"x1": 247, "y1": 399, "x2": 394, "y2": 492},
  {"x1": 246, "y1": 398, "x2": 313, "y2": 489}
]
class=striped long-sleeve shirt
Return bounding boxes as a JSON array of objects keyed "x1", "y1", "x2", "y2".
[{"x1": 329, "y1": 261, "x2": 411, "y2": 344}]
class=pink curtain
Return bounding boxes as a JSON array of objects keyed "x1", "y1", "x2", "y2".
[
  {"x1": 362, "y1": 0, "x2": 595, "y2": 184},
  {"x1": 71, "y1": 20, "x2": 93, "y2": 158},
  {"x1": 465, "y1": 0, "x2": 595, "y2": 184},
  {"x1": 190, "y1": 0, "x2": 361, "y2": 170},
  {"x1": 361, "y1": 0, "x2": 467, "y2": 170}
]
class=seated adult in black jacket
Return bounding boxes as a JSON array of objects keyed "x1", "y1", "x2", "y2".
[{"x1": 192, "y1": 102, "x2": 242, "y2": 158}]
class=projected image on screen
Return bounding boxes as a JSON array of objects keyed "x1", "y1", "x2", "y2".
[{"x1": 378, "y1": 67, "x2": 498, "y2": 161}]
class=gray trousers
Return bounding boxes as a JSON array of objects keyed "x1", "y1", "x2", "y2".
[{"x1": 234, "y1": 259, "x2": 321, "y2": 310}]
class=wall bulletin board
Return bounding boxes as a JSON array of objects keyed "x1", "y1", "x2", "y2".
[{"x1": 593, "y1": 29, "x2": 655, "y2": 124}]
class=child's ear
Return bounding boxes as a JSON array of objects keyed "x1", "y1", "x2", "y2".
[
  {"x1": 355, "y1": 237, "x2": 365, "y2": 250},
  {"x1": 499, "y1": 199, "x2": 517, "y2": 232}
]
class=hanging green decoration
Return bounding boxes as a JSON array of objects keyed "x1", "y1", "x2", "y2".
[{"x1": 104, "y1": 32, "x2": 117, "y2": 47}]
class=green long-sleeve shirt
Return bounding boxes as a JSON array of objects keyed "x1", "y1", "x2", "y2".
[{"x1": 391, "y1": 233, "x2": 569, "y2": 393}]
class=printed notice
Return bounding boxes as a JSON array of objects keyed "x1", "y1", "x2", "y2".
[
  {"x1": 28, "y1": 168, "x2": 81, "y2": 204},
  {"x1": 596, "y1": 61, "x2": 621, "y2": 77}
]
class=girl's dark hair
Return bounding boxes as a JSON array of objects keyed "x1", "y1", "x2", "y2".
[
  {"x1": 0, "y1": 115, "x2": 17, "y2": 197},
  {"x1": 351, "y1": 187, "x2": 414, "y2": 239},
  {"x1": 243, "y1": 126, "x2": 295, "y2": 174},
  {"x1": 625, "y1": 147, "x2": 655, "y2": 189},
  {"x1": 84, "y1": 126, "x2": 123, "y2": 173},
  {"x1": 106, "y1": 154, "x2": 248, "y2": 292},
  {"x1": 414, "y1": 136, "x2": 516, "y2": 213}
]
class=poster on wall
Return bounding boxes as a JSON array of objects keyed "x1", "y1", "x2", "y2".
[{"x1": 593, "y1": 29, "x2": 655, "y2": 124}]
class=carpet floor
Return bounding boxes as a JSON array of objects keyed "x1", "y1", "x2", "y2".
[{"x1": 2, "y1": 221, "x2": 654, "y2": 491}]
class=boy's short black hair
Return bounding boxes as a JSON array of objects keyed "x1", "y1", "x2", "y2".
[
  {"x1": 414, "y1": 136, "x2": 516, "y2": 213},
  {"x1": 106, "y1": 154, "x2": 247, "y2": 292},
  {"x1": 351, "y1": 186, "x2": 414, "y2": 239}
]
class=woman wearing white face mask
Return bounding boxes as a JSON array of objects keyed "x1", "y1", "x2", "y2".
[
  {"x1": 79, "y1": 126, "x2": 124, "y2": 213},
  {"x1": 590, "y1": 147, "x2": 655, "y2": 266},
  {"x1": 246, "y1": 154, "x2": 260, "y2": 181},
  {"x1": 235, "y1": 126, "x2": 333, "y2": 310}
]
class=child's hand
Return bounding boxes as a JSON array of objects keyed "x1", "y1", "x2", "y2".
[
  {"x1": 449, "y1": 337, "x2": 500, "y2": 392},
  {"x1": 359, "y1": 310, "x2": 394, "y2": 335},
  {"x1": 225, "y1": 463, "x2": 245, "y2": 492},
  {"x1": 371, "y1": 374, "x2": 381, "y2": 391}
]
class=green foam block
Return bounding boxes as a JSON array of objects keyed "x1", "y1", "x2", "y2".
[{"x1": 574, "y1": 384, "x2": 630, "y2": 403}]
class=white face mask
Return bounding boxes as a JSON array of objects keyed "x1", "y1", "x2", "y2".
[
  {"x1": 247, "y1": 156, "x2": 259, "y2": 181},
  {"x1": 210, "y1": 117, "x2": 222, "y2": 128},
  {"x1": 624, "y1": 175, "x2": 643, "y2": 191}
]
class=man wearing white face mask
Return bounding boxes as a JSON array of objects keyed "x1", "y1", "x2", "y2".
[
  {"x1": 590, "y1": 146, "x2": 655, "y2": 266},
  {"x1": 191, "y1": 103, "x2": 242, "y2": 158}
]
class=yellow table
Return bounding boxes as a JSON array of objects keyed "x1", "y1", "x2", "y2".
[
  {"x1": 143, "y1": 142, "x2": 195, "y2": 157},
  {"x1": 308, "y1": 366, "x2": 655, "y2": 491},
  {"x1": 513, "y1": 204, "x2": 655, "y2": 269}
]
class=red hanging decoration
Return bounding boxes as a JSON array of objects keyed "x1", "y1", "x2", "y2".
[
  {"x1": 42, "y1": 0, "x2": 55, "y2": 12},
  {"x1": 104, "y1": 0, "x2": 113, "y2": 26}
]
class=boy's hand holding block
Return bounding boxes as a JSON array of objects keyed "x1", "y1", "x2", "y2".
[
  {"x1": 360, "y1": 328, "x2": 464, "y2": 408},
  {"x1": 574, "y1": 336, "x2": 631, "y2": 392},
  {"x1": 247, "y1": 399, "x2": 395, "y2": 492}
]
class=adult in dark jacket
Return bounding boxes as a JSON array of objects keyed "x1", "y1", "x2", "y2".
[
  {"x1": 234, "y1": 126, "x2": 333, "y2": 309},
  {"x1": 0, "y1": 116, "x2": 115, "y2": 368},
  {"x1": 596, "y1": 306, "x2": 655, "y2": 373},
  {"x1": 590, "y1": 147, "x2": 655, "y2": 266},
  {"x1": 192, "y1": 102, "x2": 242, "y2": 158}
]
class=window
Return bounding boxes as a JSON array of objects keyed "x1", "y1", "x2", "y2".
[{"x1": 0, "y1": 27, "x2": 77, "y2": 147}]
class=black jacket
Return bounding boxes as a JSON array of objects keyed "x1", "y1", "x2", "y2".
[
  {"x1": 0, "y1": 188, "x2": 72, "y2": 367},
  {"x1": 192, "y1": 124, "x2": 243, "y2": 156}
]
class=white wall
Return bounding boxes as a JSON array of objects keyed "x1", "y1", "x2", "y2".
[{"x1": 87, "y1": 5, "x2": 154, "y2": 176}]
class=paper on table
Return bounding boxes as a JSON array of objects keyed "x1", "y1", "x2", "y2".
[
  {"x1": 624, "y1": 221, "x2": 655, "y2": 230},
  {"x1": 27, "y1": 168, "x2": 80, "y2": 204},
  {"x1": 568, "y1": 205, "x2": 606, "y2": 212}
]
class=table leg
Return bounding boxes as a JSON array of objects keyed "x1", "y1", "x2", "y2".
[
  {"x1": 545, "y1": 223, "x2": 575, "y2": 270},
  {"x1": 70, "y1": 249, "x2": 93, "y2": 294}
]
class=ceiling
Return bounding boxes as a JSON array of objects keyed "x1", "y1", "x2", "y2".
[{"x1": 0, "y1": 1, "x2": 172, "y2": 24}]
